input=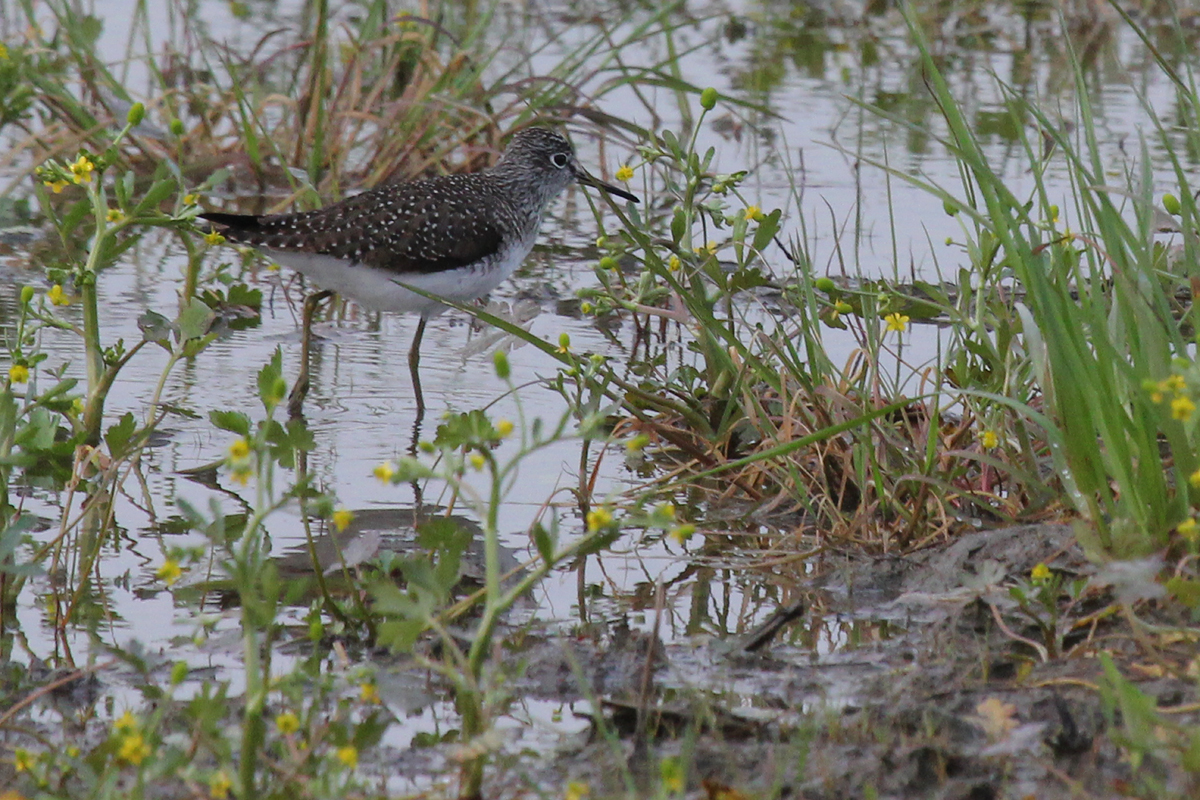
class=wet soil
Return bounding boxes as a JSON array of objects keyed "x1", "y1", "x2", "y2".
[{"x1": 495, "y1": 524, "x2": 1199, "y2": 799}]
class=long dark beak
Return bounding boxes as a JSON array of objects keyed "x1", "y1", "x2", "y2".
[{"x1": 575, "y1": 168, "x2": 640, "y2": 203}]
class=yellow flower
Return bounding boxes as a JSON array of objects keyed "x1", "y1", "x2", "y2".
[
  {"x1": 227, "y1": 438, "x2": 250, "y2": 460},
  {"x1": 669, "y1": 524, "x2": 696, "y2": 544},
  {"x1": 118, "y1": 732, "x2": 151, "y2": 765},
  {"x1": 586, "y1": 507, "x2": 613, "y2": 532},
  {"x1": 374, "y1": 462, "x2": 395, "y2": 483},
  {"x1": 1190, "y1": 469, "x2": 1200, "y2": 490},
  {"x1": 565, "y1": 782, "x2": 590, "y2": 800},
  {"x1": 48, "y1": 284, "x2": 70, "y2": 306},
  {"x1": 556, "y1": 333, "x2": 571, "y2": 354},
  {"x1": 114, "y1": 710, "x2": 138, "y2": 732},
  {"x1": 156, "y1": 559, "x2": 182, "y2": 586},
  {"x1": 469, "y1": 453, "x2": 486, "y2": 470},
  {"x1": 1172, "y1": 395, "x2": 1196, "y2": 421},
  {"x1": 496, "y1": 419, "x2": 514, "y2": 438},
  {"x1": 183, "y1": 193, "x2": 200, "y2": 206},
  {"x1": 359, "y1": 683, "x2": 380, "y2": 704},
  {"x1": 1030, "y1": 563, "x2": 1052, "y2": 583},
  {"x1": 1165, "y1": 374, "x2": 1187, "y2": 392},
  {"x1": 230, "y1": 467, "x2": 252, "y2": 486},
  {"x1": 744, "y1": 205, "x2": 763, "y2": 221},
  {"x1": 657, "y1": 503, "x2": 675, "y2": 520},
  {"x1": 8, "y1": 364, "x2": 28, "y2": 384},
  {"x1": 70, "y1": 154, "x2": 95, "y2": 184},
  {"x1": 106, "y1": 208, "x2": 124, "y2": 223},
  {"x1": 45, "y1": 178, "x2": 69, "y2": 193},
  {"x1": 693, "y1": 241, "x2": 717, "y2": 256},
  {"x1": 209, "y1": 770, "x2": 233, "y2": 799},
  {"x1": 981, "y1": 430, "x2": 999, "y2": 449},
  {"x1": 332, "y1": 508, "x2": 354, "y2": 532},
  {"x1": 1180, "y1": 518, "x2": 1199, "y2": 542},
  {"x1": 626, "y1": 434, "x2": 650, "y2": 452},
  {"x1": 275, "y1": 711, "x2": 300, "y2": 735},
  {"x1": 0, "y1": 43, "x2": 9, "y2": 60},
  {"x1": 14, "y1": 748, "x2": 34, "y2": 772},
  {"x1": 884, "y1": 312, "x2": 910, "y2": 333},
  {"x1": 615, "y1": 165, "x2": 634, "y2": 183},
  {"x1": 335, "y1": 745, "x2": 358, "y2": 769},
  {"x1": 204, "y1": 229, "x2": 225, "y2": 246},
  {"x1": 660, "y1": 757, "x2": 684, "y2": 792},
  {"x1": 667, "y1": 254, "x2": 681, "y2": 272}
]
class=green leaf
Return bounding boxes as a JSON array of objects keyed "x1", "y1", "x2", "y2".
[
  {"x1": 0, "y1": 514, "x2": 43, "y2": 577},
  {"x1": 416, "y1": 518, "x2": 469, "y2": 552},
  {"x1": 182, "y1": 331, "x2": 218, "y2": 358},
  {"x1": 61, "y1": 197, "x2": 91, "y2": 239},
  {"x1": 116, "y1": 170, "x2": 134, "y2": 208},
  {"x1": 1165, "y1": 577, "x2": 1200, "y2": 609},
  {"x1": 376, "y1": 617, "x2": 428, "y2": 654},
  {"x1": 670, "y1": 207, "x2": 687, "y2": 245},
  {"x1": 1184, "y1": 730, "x2": 1200, "y2": 774},
  {"x1": 74, "y1": 15, "x2": 104, "y2": 47},
  {"x1": 137, "y1": 310, "x2": 172, "y2": 350},
  {"x1": 751, "y1": 208, "x2": 782, "y2": 252},
  {"x1": 105, "y1": 412, "x2": 137, "y2": 459},
  {"x1": 226, "y1": 283, "x2": 263, "y2": 309},
  {"x1": 209, "y1": 410, "x2": 251, "y2": 437},
  {"x1": 177, "y1": 298, "x2": 215, "y2": 342},
  {"x1": 433, "y1": 410, "x2": 497, "y2": 449},
  {"x1": 531, "y1": 522, "x2": 555, "y2": 564},
  {"x1": 728, "y1": 266, "x2": 769, "y2": 293},
  {"x1": 261, "y1": 419, "x2": 290, "y2": 467},
  {"x1": 132, "y1": 178, "x2": 178, "y2": 216},
  {"x1": 257, "y1": 349, "x2": 285, "y2": 411},
  {"x1": 283, "y1": 417, "x2": 315, "y2": 452},
  {"x1": 576, "y1": 528, "x2": 621, "y2": 557},
  {"x1": 660, "y1": 128, "x2": 680, "y2": 157}
]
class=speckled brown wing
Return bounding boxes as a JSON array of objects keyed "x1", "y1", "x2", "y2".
[{"x1": 200, "y1": 173, "x2": 506, "y2": 275}]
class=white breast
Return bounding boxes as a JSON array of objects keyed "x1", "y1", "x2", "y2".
[{"x1": 262, "y1": 231, "x2": 536, "y2": 316}]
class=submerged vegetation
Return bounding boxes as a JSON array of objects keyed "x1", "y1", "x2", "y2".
[{"x1": 1, "y1": 0, "x2": 1200, "y2": 798}]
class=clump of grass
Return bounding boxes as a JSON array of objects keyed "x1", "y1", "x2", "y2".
[{"x1": 566, "y1": 85, "x2": 1044, "y2": 551}]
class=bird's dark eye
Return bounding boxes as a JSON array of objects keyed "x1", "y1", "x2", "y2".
[{"x1": 550, "y1": 153, "x2": 569, "y2": 168}]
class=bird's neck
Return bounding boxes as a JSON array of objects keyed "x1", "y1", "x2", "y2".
[{"x1": 488, "y1": 164, "x2": 562, "y2": 216}]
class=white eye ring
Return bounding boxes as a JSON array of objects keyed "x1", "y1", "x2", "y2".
[{"x1": 550, "y1": 153, "x2": 569, "y2": 169}]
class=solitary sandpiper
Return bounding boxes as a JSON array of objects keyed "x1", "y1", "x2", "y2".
[{"x1": 201, "y1": 127, "x2": 639, "y2": 415}]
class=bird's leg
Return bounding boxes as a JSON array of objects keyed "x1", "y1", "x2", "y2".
[
  {"x1": 289, "y1": 289, "x2": 335, "y2": 419},
  {"x1": 408, "y1": 315, "x2": 427, "y2": 417}
]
